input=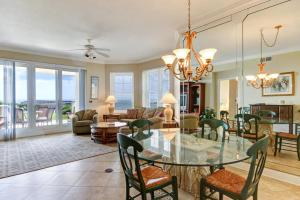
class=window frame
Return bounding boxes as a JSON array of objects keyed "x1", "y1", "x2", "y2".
[
  {"x1": 142, "y1": 67, "x2": 170, "y2": 108},
  {"x1": 110, "y1": 72, "x2": 134, "y2": 112}
]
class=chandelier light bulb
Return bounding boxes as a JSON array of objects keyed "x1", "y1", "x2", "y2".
[
  {"x1": 257, "y1": 73, "x2": 267, "y2": 79},
  {"x1": 173, "y1": 48, "x2": 190, "y2": 61},
  {"x1": 199, "y1": 48, "x2": 217, "y2": 60},
  {"x1": 269, "y1": 73, "x2": 279, "y2": 79},
  {"x1": 161, "y1": 55, "x2": 176, "y2": 66},
  {"x1": 246, "y1": 75, "x2": 256, "y2": 81}
]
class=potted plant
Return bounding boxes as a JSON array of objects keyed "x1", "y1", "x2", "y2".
[{"x1": 199, "y1": 107, "x2": 217, "y2": 120}]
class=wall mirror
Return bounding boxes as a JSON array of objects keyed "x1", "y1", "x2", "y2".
[{"x1": 90, "y1": 76, "x2": 99, "y2": 100}]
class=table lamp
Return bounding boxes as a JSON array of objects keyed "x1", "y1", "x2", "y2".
[
  {"x1": 160, "y1": 92, "x2": 177, "y2": 122},
  {"x1": 105, "y1": 95, "x2": 116, "y2": 114}
]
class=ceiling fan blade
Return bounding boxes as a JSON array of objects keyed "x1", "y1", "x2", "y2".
[
  {"x1": 65, "y1": 48, "x2": 87, "y2": 51},
  {"x1": 93, "y1": 48, "x2": 111, "y2": 52},
  {"x1": 95, "y1": 50, "x2": 110, "y2": 58}
]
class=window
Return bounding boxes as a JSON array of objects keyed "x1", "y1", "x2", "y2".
[
  {"x1": 110, "y1": 72, "x2": 134, "y2": 111},
  {"x1": 143, "y1": 68, "x2": 170, "y2": 108}
]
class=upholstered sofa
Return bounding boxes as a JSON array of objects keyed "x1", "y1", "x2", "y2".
[
  {"x1": 118, "y1": 107, "x2": 164, "y2": 134},
  {"x1": 72, "y1": 109, "x2": 98, "y2": 134}
]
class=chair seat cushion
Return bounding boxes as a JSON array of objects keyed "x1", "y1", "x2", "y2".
[
  {"x1": 134, "y1": 166, "x2": 171, "y2": 189},
  {"x1": 277, "y1": 132, "x2": 298, "y2": 139},
  {"x1": 206, "y1": 169, "x2": 245, "y2": 195},
  {"x1": 75, "y1": 120, "x2": 93, "y2": 127},
  {"x1": 243, "y1": 133, "x2": 265, "y2": 139}
]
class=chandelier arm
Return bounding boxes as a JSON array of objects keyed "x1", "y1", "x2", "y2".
[
  {"x1": 169, "y1": 65, "x2": 182, "y2": 76},
  {"x1": 191, "y1": 47, "x2": 205, "y2": 66}
]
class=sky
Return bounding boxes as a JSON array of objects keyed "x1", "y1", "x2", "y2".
[{"x1": 0, "y1": 66, "x2": 78, "y2": 103}]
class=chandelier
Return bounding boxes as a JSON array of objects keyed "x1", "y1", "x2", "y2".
[
  {"x1": 246, "y1": 25, "x2": 282, "y2": 89},
  {"x1": 161, "y1": 0, "x2": 217, "y2": 81}
]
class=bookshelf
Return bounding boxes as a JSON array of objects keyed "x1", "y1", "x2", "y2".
[{"x1": 180, "y1": 82, "x2": 205, "y2": 114}]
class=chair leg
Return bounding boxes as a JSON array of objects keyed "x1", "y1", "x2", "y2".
[
  {"x1": 200, "y1": 179, "x2": 206, "y2": 200},
  {"x1": 279, "y1": 138, "x2": 282, "y2": 152},
  {"x1": 253, "y1": 186, "x2": 258, "y2": 200},
  {"x1": 219, "y1": 192, "x2": 223, "y2": 200},
  {"x1": 141, "y1": 192, "x2": 147, "y2": 200},
  {"x1": 274, "y1": 135, "x2": 278, "y2": 156},
  {"x1": 125, "y1": 178, "x2": 130, "y2": 200},
  {"x1": 150, "y1": 191, "x2": 154, "y2": 200},
  {"x1": 297, "y1": 138, "x2": 300, "y2": 161},
  {"x1": 172, "y1": 176, "x2": 178, "y2": 200}
]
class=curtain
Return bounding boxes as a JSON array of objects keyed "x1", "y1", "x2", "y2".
[
  {"x1": 0, "y1": 61, "x2": 15, "y2": 141},
  {"x1": 79, "y1": 69, "x2": 86, "y2": 110}
]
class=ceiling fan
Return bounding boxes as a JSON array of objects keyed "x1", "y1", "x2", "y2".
[{"x1": 68, "y1": 39, "x2": 110, "y2": 59}]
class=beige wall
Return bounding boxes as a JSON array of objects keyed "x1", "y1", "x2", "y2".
[{"x1": 214, "y1": 51, "x2": 300, "y2": 121}]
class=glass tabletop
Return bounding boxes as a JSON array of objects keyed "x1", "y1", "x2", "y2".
[{"x1": 131, "y1": 128, "x2": 253, "y2": 167}]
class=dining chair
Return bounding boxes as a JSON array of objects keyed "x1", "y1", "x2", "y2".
[
  {"x1": 236, "y1": 114, "x2": 265, "y2": 142},
  {"x1": 128, "y1": 119, "x2": 153, "y2": 137},
  {"x1": 220, "y1": 111, "x2": 237, "y2": 137},
  {"x1": 199, "y1": 119, "x2": 226, "y2": 142},
  {"x1": 200, "y1": 136, "x2": 269, "y2": 200},
  {"x1": 274, "y1": 123, "x2": 300, "y2": 160},
  {"x1": 238, "y1": 107, "x2": 250, "y2": 114},
  {"x1": 117, "y1": 133, "x2": 178, "y2": 200},
  {"x1": 256, "y1": 110, "x2": 276, "y2": 121}
]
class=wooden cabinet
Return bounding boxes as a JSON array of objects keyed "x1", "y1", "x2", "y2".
[
  {"x1": 250, "y1": 104, "x2": 294, "y2": 133},
  {"x1": 180, "y1": 82, "x2": 205, "y2": 114}
]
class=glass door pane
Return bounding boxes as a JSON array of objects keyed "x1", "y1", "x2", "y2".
[
  {"x1": 15, "y1": 65, "x2": 28, "y2": 128},
  {"x1": 62, "y1": 71, "x2": 79, "y2": 124},
  {"x1": 35, "y1": 68, "x2": 57, "y2": 126}
]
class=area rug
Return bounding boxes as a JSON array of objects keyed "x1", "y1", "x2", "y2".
[{"x1": 0, "y1": 133, "x2": 117, "y2": 178}]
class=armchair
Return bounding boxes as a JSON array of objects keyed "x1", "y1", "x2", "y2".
[{"x1": 72, "y1": 109, "x2": 98, "y2": 134}]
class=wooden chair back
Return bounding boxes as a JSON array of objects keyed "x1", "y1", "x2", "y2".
[
  {"x1": 117, "y1": 133, "x2": 146, "y2": 190},
  {"x1": 235, "y1": 114, "x2": 261, "y2": 136},
  {"x1": 199, "y1": 119, "x2": 226, "y2": 142},
  {"x1": 241, "y1": 136, "x2": 269, "y2": 198}
]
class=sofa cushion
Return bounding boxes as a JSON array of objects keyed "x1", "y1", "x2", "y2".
[
  {"x1": 127, "y1": 109, "x2": 138, "y2": 119},
  {"x1": 82, "y1": 110, "x2": 97, "y2": 120},
  {"x1": 76, "y1": 110, "x2": 85, "y2": 120},
  {"x1": 75, "y1": 120, "x2": 93, "y2": 127},
  {"x1": 142, "y1": 108, "x2": 156, "y2": 119},
  {"x1": 154, "y1": 107, "x2": 164, "y2": 117},
  {"x1": 136, "y1": 107, "x2": 146, "y2": 119}
]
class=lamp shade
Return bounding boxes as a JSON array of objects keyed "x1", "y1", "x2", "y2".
[
  {"x1": 105, "y1": 95, "x2": 116, "y2": 104},
  {"x1": 199, "y1": 48, "x2": 217, "y2": 60},
  {"x1": 161, "y1": 55, "x2": 176, "y2": 65},
  {"x1": 160, "y1": 92, "x2": 177, "y2": 104},
  {"x1": 173, "y1": 48, "x2": 190, "y2": 60}
]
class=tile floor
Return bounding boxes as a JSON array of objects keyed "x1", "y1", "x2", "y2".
[{"x1": 0, "y1": 151, "x2": 299, "y2": 200}]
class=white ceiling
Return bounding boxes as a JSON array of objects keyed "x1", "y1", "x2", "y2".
[{"x1": 0, "y1": 0, "x2": 265, "y2": 64}]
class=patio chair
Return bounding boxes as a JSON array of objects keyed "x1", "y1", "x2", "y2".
[
  {"x1": 16, "y1": 108, "x2": 25, "y2": 127},
  {"x1": 36, "y1": 106, "x2": 49, "y2": 125}
]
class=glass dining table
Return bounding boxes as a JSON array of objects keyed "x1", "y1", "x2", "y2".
[{"x1": 132, "y1": 128, "x2": 253, "y2": 168}]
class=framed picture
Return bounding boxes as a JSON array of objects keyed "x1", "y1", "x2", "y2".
[
  {"x1": 262, "y1": 72, "x2": 295, "y2": 96},
  {"x1": 90, "y1": 76, "x2": 99, "y2": 99}
]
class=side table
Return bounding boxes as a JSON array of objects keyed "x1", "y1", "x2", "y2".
[
  {"x1": 163, "y1": 121, "x2": 179, "y2": 128},
  {"x1": 103, "y1": 113, "x2": 121, "y2": 122}
]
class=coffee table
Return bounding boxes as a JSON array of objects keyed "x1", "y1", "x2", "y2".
[{"x1": 90, "y1": 122, "x2": 127, "y2": 144}]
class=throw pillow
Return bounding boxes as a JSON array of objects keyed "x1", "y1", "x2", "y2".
[
  {"x1": 142, "y1": 108, "x2": 156, "y2": 119},
  {"x1": 136, "y1": 107, "x2": 146, "y2": 119},
  {"x1": 127, "y1": 109, "x2": 138, "y2": 119},
  {"x1": 154, "y1": 107, "x2": 165, "y2": 117},
  {"x1": 82, "y1": 110, "x2": 97, "y2": 120}
]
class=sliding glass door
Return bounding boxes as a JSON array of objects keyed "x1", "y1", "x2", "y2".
[
  {"x1": 0, "y1": 60, "x2": 85, "y2": 139},
  {"x1": 35, "y1": 68, "x2": 57, "y2": 127}
]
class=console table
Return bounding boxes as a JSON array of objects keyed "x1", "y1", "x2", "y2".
[{"x1": 250, "y1": 104, "x2": 294, "y2": 133}]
